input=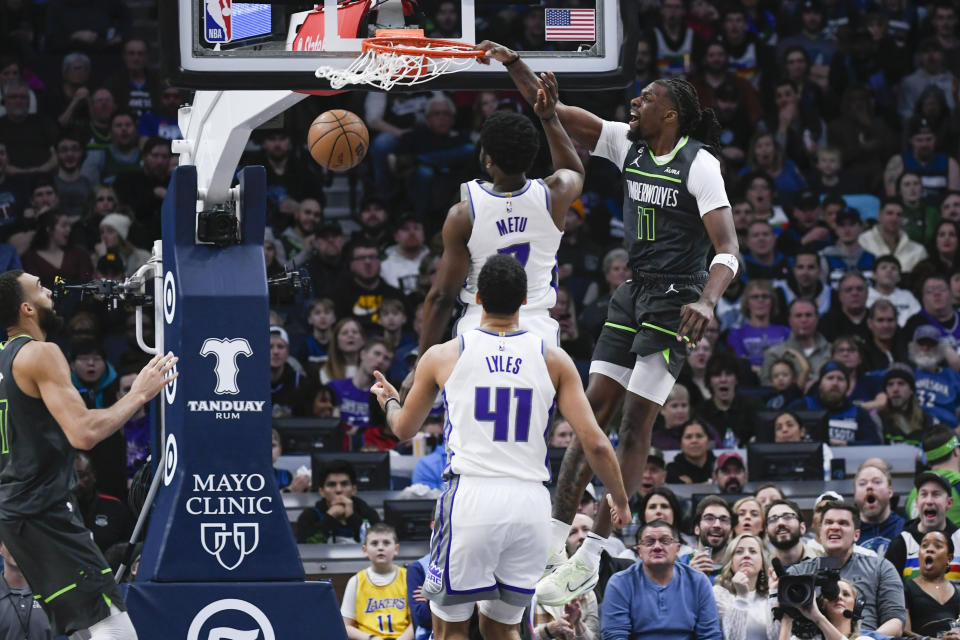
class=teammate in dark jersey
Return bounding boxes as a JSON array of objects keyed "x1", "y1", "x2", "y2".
[
  {"x1": 0, "y1": 270, "x2": 177, "y2": 639},
  {"x1": 477, "y1": 41, "x2": 739, "y2": 605}
]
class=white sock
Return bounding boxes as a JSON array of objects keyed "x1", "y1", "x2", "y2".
[
  {"x1": 572, "y1": 532, "x2": 604, "y2": 571},
  {"x1": 549, "y1": 518, "x2": 571, "y2": 557}
]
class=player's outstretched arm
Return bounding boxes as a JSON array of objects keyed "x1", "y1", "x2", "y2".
[
  {"x1": 24, "y1": 345, "x2": 178, "y2": 450},
  {"x1": 546, "y1": 346, "x2": 630, "y2": 527},
  {"x1": 534, "y1": 71, "x2": 584, "y2": 226},
  {"x1": 418, "y1": 202, "x2": 472, "y2": 356},
  {"x1": 678, "y1": 206, "x2": 739, "y2": 346},
  {"x1": 371, "y1": 345, "x2": 446, "y2": 442},
  {"x1": 476, "y1": 40, "x2": 604, "y2": 151}
]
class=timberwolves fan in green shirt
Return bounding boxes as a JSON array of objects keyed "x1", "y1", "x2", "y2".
[
  {"x1": 0, "y1": 270, "x2": 177, "y2": 639},
  {"x1": 477, "y1": 42, "x2": 739, "y2": 606},
  {"x1": 906, "y1": 426, "x2": 960, "y2": 527}
]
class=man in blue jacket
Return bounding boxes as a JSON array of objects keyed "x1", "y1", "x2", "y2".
[
  {"x1": 601, "y1": 520, "x2": 721, "y2": 640},
  {"x1": 788, "y1": 361, "x2": 881, "y2": 445}
]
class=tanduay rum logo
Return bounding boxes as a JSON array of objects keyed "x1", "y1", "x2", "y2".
[{"x1": 191, "y1": 338, "x2": 264, "y2": 419}]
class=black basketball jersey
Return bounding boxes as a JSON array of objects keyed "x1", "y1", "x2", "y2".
[
  {"x1": 0, "y1": 336, "x2": 75, "y2": 517},
  {"x1": 622, "y1": 136, "x2": 713, "y2": 276}
]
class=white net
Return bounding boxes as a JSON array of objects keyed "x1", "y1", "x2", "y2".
[{"x1": 314, "y1": 40, "x2": 481, "y2": 90}]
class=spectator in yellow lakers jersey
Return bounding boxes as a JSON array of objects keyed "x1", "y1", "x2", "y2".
[{"x1": 341, "y1": 523, "x2": 412, "y2": 640}]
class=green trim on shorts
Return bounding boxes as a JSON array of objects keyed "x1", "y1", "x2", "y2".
[
  {"x1": 662, "y1": 348, "x2": 670, "y2": 365},
  {"x1": 103, "y1": 593, "x2": 112, "y2": 608},
  {"x1": 101, "y1": 568, "x2": 112, "y2": 575},
  {"x1": 604, "y1": 322, "x2": 638, "y2": 333},
  {"x1": 641, "y1": 322, "x2": 696, "y2": 348},
  {"x1": 45, "y1": 583, "x2": 77, "y2": 603}
]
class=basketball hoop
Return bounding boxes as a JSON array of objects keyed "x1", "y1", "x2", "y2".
[{"x1": 314, "y1": 29, "x2": 486, "y2": 90}]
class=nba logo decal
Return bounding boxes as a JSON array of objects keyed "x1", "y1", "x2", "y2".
[{"x1": 204, "y1": 0, "x2": 233, "y2": 43}]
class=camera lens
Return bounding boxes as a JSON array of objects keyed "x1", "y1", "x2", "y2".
[{"x1": 784, "y1": 583, "x2": 811, "y2": 605}]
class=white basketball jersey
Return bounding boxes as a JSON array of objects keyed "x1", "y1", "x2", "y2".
[
  {"x1": 442, "y1": 329, "x2": 556, "y2": 482},
  {"x1": 459, "y1": 179, "x2": 561, "y2": 311}
]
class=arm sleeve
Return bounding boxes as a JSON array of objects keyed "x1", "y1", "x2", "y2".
[
  {"x1": 687, "y1": 150, "x2": 731, "y2": 218},
  {"x1": 696, "y1": 573, "x2": 723, "y2": 640},
  {"x1": 340, "y1": 573, "x2": 360, "y2": 620},
  {"x1": 875, "y1": 558, "x2": 907, "y2": 629},
  {"x1": 599, "y1": 573, "x2": 633, "y2": 640},
  {"x1": 590, "y1": 120, "x2": 631, "y2": 169},
  {"x1": 405, "y1": 561, "x2": 432, "y2": 631}
]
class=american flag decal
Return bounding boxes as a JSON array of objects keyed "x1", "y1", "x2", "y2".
[{"x1": 544, "y1": 8, "x2": 596, "y2": 41}]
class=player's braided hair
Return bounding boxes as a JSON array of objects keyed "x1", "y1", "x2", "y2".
[{"x1": 654, "y1": 78, "x2": 722, "y2": 153}]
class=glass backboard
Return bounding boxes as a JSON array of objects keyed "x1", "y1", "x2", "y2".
[{"x1": 160, "y1": 0, "x2": 632, "y2": 91}]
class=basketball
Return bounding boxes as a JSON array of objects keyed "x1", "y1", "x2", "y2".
[{"x1": 307, "y1": 109, "x2": 369, "y2": 172}]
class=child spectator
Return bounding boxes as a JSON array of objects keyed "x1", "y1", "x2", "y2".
[
  {"x1": 806, "y1": 146, "x2": 862, "y2": 197},
  {"x1": 377, "y1": 298, "x2": 415, "y2": 381},
  {"x1": 866, "y1": 255, "x2": 920, "y2": 327},
  {"x1": 321, "y1": 317, "x2": 365, "y2": 384},
  {"x1": 329, "y1": 338, "x2": 393, "y2": 450},
  {"x1": 765, "y1": 356, "x2": 808, "y2": 409},
  {"x1": 299, "y1": 298, "x2": 336, "y2": 368},
  {"x1": 271, "y1": 428, "x2": 309, "y2": 493},
  {"x1": 820, "y1": 207, "x2": 875, "y2": 289},
  {"x1": 341, "y1": 523, "x2": 411, "y2": 640},
  {"x1": 296, "y1": 460, "x2": 380, "y2": 543},
  {"x1": 116, "y1": 364, "x2": 150, "y2": 480}
]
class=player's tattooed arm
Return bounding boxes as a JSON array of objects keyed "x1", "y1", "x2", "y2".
[{"x1": 551, "y1": 438, "x2": 595, "y2": 523}]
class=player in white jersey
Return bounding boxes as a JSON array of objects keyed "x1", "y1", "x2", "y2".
[
  {"x1": 371, "y1": 255, "x2": 629, "y2": 640},
  {"x1": 418, "y1": 70, "x2": 583, "y2": 354}
]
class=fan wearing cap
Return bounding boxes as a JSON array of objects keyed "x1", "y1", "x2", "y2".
[
  {"x1": 908, "y1": 323, "x2": 960, "y2": 429},
  {"x1": 380, "y1": 214, "x2": 429, "y2": 296},
  {"x1": 787, "y1": 360, "x2": 880, "y2": 445},
  {"x1": 269, "y1": 326, "x2": 308, "y2": 419},
  {"x1": 857, "y1": 197, "x2": 928, "y2": 275},
  {"x1": 885, "y1": 472, "x2": 960, "y2": 584},
  {"x1": 775, "y1": 190, "x2": 831, "y2": 257},
  {"x1": 820, "y1": 207, "x2": 875, "y2": 290},
  {"x1": 775, "y1": 0, "x2": 837, "y2": 67},
  {"x1": 713, "y1": 452, "x2": 747, "y2": 495},
  {"x1": 906, "y1": 426, "x2": 960, "y2": 528},
  {"x1": 884, "y1": 113, "x2": 960, "y2": 202},
  {"x1": 877, "y1": 366, "x2": 934, "y2": 446}
]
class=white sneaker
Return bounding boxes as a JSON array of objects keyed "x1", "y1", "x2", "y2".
[
  {"x1": 541, "y1": 547, "x2": 568, "y2": 579},
  {"x1": 535, "y1": 556, "x2": 598, "y2": 606}
]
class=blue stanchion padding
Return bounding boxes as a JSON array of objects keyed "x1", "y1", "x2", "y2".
[
  {"x1": 137, "y1": 166, "x2": 303, "y2": 583},
  {"x1": 122, "y1": 581, "x2": 346, "y2": 639}
]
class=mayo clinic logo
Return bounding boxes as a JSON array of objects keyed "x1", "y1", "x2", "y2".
[
  {"x1": 187, "y1": 599, "x2": 274, "y2": 640},
  {"x1": 201, "y1": 522, "x2": 260, "y2": 571}
]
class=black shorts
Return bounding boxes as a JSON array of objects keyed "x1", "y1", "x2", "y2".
[
  {"x1": 0, "y1": 500, "x2": 124, "y2": 636},
  {"x1": 591, "y1": 271, "x2": 707, "y2": 379}
]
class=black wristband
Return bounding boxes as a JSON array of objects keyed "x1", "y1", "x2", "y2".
[
  {"x1": 542, "y1": 625, "x2": 555, "y2": 639},
  {"x1": 504, "y1": 54, "x2": 521, "y2": 67},
  {"x1": 385, "y1": 397, "x2": 401, "y2": 411}
]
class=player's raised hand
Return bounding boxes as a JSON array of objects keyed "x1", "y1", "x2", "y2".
[
  {"x1": 130, "y1": 352, "x2": 179, "y2": 403},
  {"x1": 534, "y1": 72, "x2": 559, "y2": 120},
  {"x1": 370, "y1": 370, "x2": 400, "y2": 410},
  {"x1": 606, "y1": 493, "x2": 631, "y2": 529},
  {"x1": 474, "y1": 40, "x2": 519, "y2": 65},
  {"x1": 678, "y1": 300, "x2": 714, "y2": 346}
]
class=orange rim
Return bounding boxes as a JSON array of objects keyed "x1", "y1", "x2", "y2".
[{"x1": 361, "y1": 36, "x2": 485, "y2": 59}]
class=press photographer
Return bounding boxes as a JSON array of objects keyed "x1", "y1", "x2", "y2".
[
  {"x1": 777, "y1": 578, "x2": 867, "y2": 640},
  {"x1": 786, "y1": 502, "x2": 905, "y2": 637}
]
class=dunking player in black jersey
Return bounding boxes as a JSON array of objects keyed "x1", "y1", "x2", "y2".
[
  {"x1": 0, "y1": 270, "x2": 177, "y2": 639},
  {"x1": 477, "y1": 42, "x2": 740, "y2": 605}
]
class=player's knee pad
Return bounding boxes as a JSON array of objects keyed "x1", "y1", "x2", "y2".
[{"x1": 478, "y1": 599, "x2": 525, "y2": 625}]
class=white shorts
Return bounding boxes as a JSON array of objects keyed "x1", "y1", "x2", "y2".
[
  {"x1": 588, "y1": 351, "x2": 676, "y2": 405},
  {"x1": 455, "y1": 305, "x2": 560, "y2": 347},
  {"x1": 423, "y1": 475, "x2": 551, "y2": 610}
]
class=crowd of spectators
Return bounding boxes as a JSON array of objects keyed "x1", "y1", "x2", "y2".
[{"x1": 5, "y1": 0, "x2": 960, "y2": 638}]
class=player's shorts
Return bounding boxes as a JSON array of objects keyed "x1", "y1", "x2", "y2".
[
  {"x1": 422, "y1": 475, "x2": 550, "y2": 614},
  {"x1": 0, "y1": 499, "x2": 125, "y2": 637},
  {"x1": 590, "y1": 271, "x2": 706, "y2": 403},
  {"x1": 455, "y1": 304, "x2": 560, "y2": 347}
]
